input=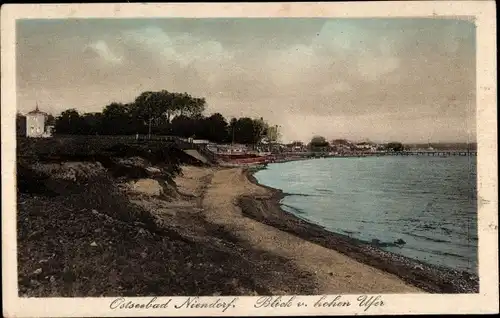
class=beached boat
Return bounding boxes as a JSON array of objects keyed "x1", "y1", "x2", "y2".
[
  {"x1": 206, "y1": 143, "x2": 273, "y2": 165},
  {"x1": 220, "y1": 155, "x2": 273, "y2": 165},
  {"x1": 219, "y1": 161, "x2": 268, "y2": 168},
  {"x1": 217, "y1": 153, "x2": 264, "y2": 160}
]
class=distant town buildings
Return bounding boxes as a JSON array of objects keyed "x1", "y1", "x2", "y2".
[
  {"x1": 207, "y1": 143, "x2": 247, "y2": 154},
  {"x1": 194, "y1": 136, "x2": 398, "y2": 156},
  {"x1": 272, "y1": 139, "x2": 390, "y2": 154},
  {"x1": 354, "y1": 141, "x2": 378, "y2": 152},
  {"x1": 25, "y1": 105, "x2": 53, "y2": 138}
]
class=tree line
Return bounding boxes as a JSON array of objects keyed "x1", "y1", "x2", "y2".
[{"x1": 17, "y1": 90, "x2": 278, "y2": 145}]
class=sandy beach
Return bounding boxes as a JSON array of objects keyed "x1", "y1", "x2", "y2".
[{"x1": 172, "y1": 165, "x2": 421, "y2": 294}]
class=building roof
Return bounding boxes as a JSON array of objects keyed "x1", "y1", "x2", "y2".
[{"x1": 27, "y1": 104, "x2": 48, "y2": 116}]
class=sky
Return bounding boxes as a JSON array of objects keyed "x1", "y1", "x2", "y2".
[{"x1": 16, "y1": 18, "x2": 476, "y2": 143}]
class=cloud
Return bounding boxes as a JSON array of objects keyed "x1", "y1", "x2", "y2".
[
  {"x1": 313, "y1": 20, "x2": 363, "y2": 53},
  {"x1": 121, "y1": 26, "x2": 233, "y2": 68},
  {"x1": 85, "y1": 40, "x2": 124, "y2": 65},
  {"x1": 16, "y1": 18, "x2": 476, "y2": 143}
]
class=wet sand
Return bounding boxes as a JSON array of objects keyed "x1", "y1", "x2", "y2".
[{"x1": 180, "y1": 166, "x2": 422, "y2": 294}]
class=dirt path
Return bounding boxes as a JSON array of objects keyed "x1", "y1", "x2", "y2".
[{"x1": 202, "y1": 167, "x2": 423, "y2": 294}]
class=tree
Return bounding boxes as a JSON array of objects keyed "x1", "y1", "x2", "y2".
[
  {"x1": 101, "y1": 102, "x2": 132, "y2": 135},
  {"x1": 47, "y1": 89, "x2": 282, "y2": 142},
  {"x1": 81, "y1": 112, "x2": 103, "y2": 135},
  {"x1": 54, "y1": 109, "x2": 86, "y2": 134},
  {"x1": 172, "y1": 92, "x2": 206, "y2": 118},
  {"x1": 310, "y1": 135, "x2": 329, "y2": 147},
  {"x1": 228, "y1": 117, "x2": 269, "y2": 145},
  {"x1": 170, "y1": 115, "x2": 196, "y2": 138},
  {"x1": 16, "y1": 113, "x2": 26, "y2": 136},
  {"x1": 386, "y1": 142, "x2": 405, "y2": 152},
  {"x1": 252, "y1": 118, "x2": 268, "y2": 144},
  {"x1": 192, "y1": 97, "x2": 207, "y2": 116},
  {"x1": 202, "y1": 113, "x2": 229, "y2": 143},
  {"x1": 131, "y1": 92, "x2": 164, "y2": 135},
  {"x1": 131, "y1": 90, "x2": 207, "y2": 135},
  {"x1": 228, "y1": 118, "x2": 238, "y2": 143},
  {"x1": 46, "y1": 114, "x2": 56, "y2": 126}
]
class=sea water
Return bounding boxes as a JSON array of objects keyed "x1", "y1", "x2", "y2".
[{"x1": 253, "y1": 156, "x2": 477, "y2": 273}]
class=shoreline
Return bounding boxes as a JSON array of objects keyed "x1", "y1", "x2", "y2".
[
  {"x1": 17, "y1": 138, "x2": 478, "y2": 295},
  {"x1": 19, "y1": 140, "x2": 422, "y2": 296},
  {"x1": 200, "y1": 166, "x2": 422, "y2": 294},
  {"x1": 239, "y1": 167, "x2": 479, "y2": 294}
]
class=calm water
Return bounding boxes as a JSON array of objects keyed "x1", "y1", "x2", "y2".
[{"x1": 254, "y1": 156, "x2": 478, "y2": 273}]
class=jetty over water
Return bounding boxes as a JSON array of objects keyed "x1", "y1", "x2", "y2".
[
  {"x1": 384, "y1": 150, "x2": 477, "y2": 157},
  {"x1": 280, "y1": 150, "x2": 477, "y2": 159}
]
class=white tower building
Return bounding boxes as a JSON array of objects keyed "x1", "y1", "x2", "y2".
[{"x1": 26, "y1": 104, "x2": 49, "y2": 138}]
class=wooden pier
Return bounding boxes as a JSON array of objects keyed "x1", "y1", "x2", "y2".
[
  {"x1": 280, "y1": 150, "x2": 477, "y2": 159},
  {"x1": 386, "y1": 150, "x2": 477, "y2": 157}
]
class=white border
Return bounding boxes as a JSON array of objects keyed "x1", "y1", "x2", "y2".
[{"x1": 1, "y1": 2, "x2": 498, "y2": 317}]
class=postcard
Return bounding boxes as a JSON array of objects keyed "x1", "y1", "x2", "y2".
[{"x1": 1, "y1": 1, "x2": 498, "y2": 317}]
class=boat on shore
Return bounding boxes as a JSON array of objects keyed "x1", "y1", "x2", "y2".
[
  {"x1": 219, "y1": 161, "x2": 268, "y2": 169},
  {"x1": 216, "y1": 152, "x2": 271, "y2": 160},
  {"x1": 206, "y1": 144, "x2": 273, "y2": 166},
  {"x1": 218, "y1": 155, "x2": 273, "y2": 166}
]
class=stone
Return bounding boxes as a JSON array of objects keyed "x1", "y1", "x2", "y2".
[
  {"x1": 394, "y1": 238, "x2": 406, "y2": 245},
  {"x1": 146, "y1": 166, "x2": 162, "y2": 174}
]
